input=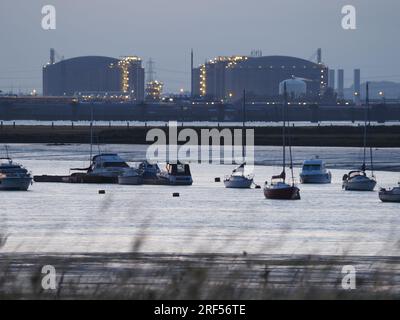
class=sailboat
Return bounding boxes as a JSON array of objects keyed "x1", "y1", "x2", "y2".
[
  {"x1": 264, "y1": 83, "x2": 300, "y2": 200},
  {"x1": 224, "y1": 90, "x2": 255, "y2": 189},
  {"x1": 342, "y1": 82, "x2": 377, "y2": 191},
  {"x1": 379, "y1": 182, "x2": 400, "y2": 203}
]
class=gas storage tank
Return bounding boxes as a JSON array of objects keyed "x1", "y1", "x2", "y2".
[{"x1": 279, "y1": 77, "x2": 307, "y2": 98}]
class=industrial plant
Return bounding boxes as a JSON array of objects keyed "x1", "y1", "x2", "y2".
[
  {"x1": 39, "y1": 48, "x2": 375, "y2": 106},
  {"x1": 1, "y1": 48, "x2": 399, "y2": 123},
  {"x1": 42, "y1": 49, "x2": 145, "y2": 101},
  {"x1": 192, "y1": 53, "x2": 328, "y2": 102}
]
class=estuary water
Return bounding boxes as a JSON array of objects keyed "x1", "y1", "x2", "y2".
[{"x1": 1, "y1": 144, "x2": 400, "y2": 256}]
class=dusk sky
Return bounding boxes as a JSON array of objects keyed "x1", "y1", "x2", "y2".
[{"x1": 0, "y1": 0, "x2": 399, "y2": 93}]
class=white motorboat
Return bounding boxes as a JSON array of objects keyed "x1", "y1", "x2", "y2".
[
  {"x1": 300, "y1": 158, "x2": 332, "y2": 184},
  {"x1": 0, "y1": 157, "x2": 32, "y2": 191},
  {"x1": 159, "y1": 162, "x2": 193, "y2": 186},
  {"x1": 138, "y1": 160, "x2": 161, "y2": 184},
  {"x1": 379, "y1": 183, "x2": 400, "y2": 203},
  {"x1": 224, "y1": 163, "x2": 254, "y2": 189},
  {"x1": 69, "y1": 111, "x2": 131, "y2": 179},
  {"x1": 72, "y1": 153, "x2": 131, "y2": 178},
  {"x1": 342, "y1": 83, "x2": 377, "y2": 192}
]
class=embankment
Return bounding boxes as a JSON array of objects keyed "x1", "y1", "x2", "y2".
[{"x1": 1, "y1": 125, "x2": 400, "y2": 147}]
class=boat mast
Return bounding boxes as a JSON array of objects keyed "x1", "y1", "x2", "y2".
[
  {"x1": 362, "y1": 83, "x2": 368, "y2": 172},
  {"x1": 366, "y1": 82, "x2": 375, "y2": 176},
  {"x1": 282, "y1": 83, "x2": 287, "y2": 180},
  {"x1": 90, "y1": 104, "x2": 94, "y2": 164},
  {"x1": 242, "y1": 89, "x2": 246, "y2": 161},
  {"x1": 5, "y1": 145, "x2": 10, "y2": 159},
  {"x1": 287, "y1": 104, "x2": 295, "y2": 186}
]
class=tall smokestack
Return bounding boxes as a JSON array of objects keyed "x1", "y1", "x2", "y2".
[
  {"x1": 50, "y1": 48, "x2": 55, "y2": 64},
  {"x1": 328, "y1": 69, "x2": 335, "y2": 90},
  {"x1": 337, "y1": 69, "x2": 344, "y2": 99},
  {"x1": 354, "y1": 69, "x2": 361, "y2": 105},
  {"x1": 317, "y1": 48, "x2": 322, "y2": 64},
  {"x1": 190, "y1": 49, "x2": 194, "y2": 98}
]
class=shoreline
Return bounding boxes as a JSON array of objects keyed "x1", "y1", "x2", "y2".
[{"x1": 1, "y1": 125, "x2": 400, "y2": 147}]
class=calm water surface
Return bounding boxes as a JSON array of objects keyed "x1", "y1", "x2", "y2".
[{"x1": 1, "y1": 144, "x2": 400, "y2": 256}]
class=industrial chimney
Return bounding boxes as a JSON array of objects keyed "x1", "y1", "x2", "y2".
[
  {"x1": 50, "y1": 48, "x2": 55, "y2": 65},
  {"x1": 317, "y1": 48, "x2": 322, "y2": 64},
  {"x1": 337, "y1": 69, "x2": 344, "y2": 100},
  {"x1": 328, "y1": 69, "x2": 335, "y2": 90},
  {"x1": 354, "y1": 69, "x2": 361, "y2": 105},
  {"x1": 190, "y1": 49, "x2": 194, "y2": 98}
]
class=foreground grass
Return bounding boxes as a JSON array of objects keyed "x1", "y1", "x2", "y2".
[{"x1": 0, "y1": 252, "x2": 399, "y2": 299}]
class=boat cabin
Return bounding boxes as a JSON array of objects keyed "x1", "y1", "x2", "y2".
[
  {"x1": 139, "y1": 160, "x2": 160, "y2": 178},
  {"x1": 0, "y1": 159, "x2": 29, "y2": 175},
  {"x1": 343, "y1": 170, "x2": 366, "y2": 181},
  {"x1": 301, "y1": 159, "x2": 325, "y2": 172},
  {"x1": 89, "y1": 154, "x2": 129, "y2": 172},
  {"x1": 165, "y1": 162, "x2": 191, "y2": 177}
]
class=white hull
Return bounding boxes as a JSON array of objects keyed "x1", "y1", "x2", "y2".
[
  {"x1": 0, "y1": 177, "x2": 32, "y2": 191},
  {"x1": 300, "y1": 173, "x2": 331, "y2": 184},
  {"x1": 224, "y1": 176, "x2": 253, "y2": 189},
  {"x1": 343, "y1": 178, "x2": 376, "y2": 191},
  {"x1": 160, "y1": 175, "x2": 193, "y2": 186},
  {"x1": 379, "y1": 188, "x2": 400, "y2": 203}
]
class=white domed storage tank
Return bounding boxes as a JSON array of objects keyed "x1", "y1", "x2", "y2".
[{"x1": 279, "y1": 77, "x2": 307, "y2": 98}]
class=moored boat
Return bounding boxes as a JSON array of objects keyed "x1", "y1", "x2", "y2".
[
  {"x1": 34, "y1": 153, "x2": 132, "y2": 184},
  {"x1": 224, "y1": 90, "x2": 255, "y2": 189},
  {"x1": 300, "y1": 158, "x2": 331, "y2": 184},
  {"x1": 342, "y1": 83, "x2": 376, "y2": 192},
  {"x1": 264, "y1": 83, "x2": 300, "y2": 200},
  {"x1": 85, "y1": 154, "x2": 131, "y2": 178},
  {"x1": 118, "y1": 167, "x2": 143, "y2": 185},
  {"x1": 342, "y1": 170, "x2": 376, "y2": 191},
  {"x1": 158, "y1": 162, "x2": 193, "y2": 186},
  {"x1": 138, "y1": 160, "x2": 161, "y2": 184},
  {"x1": 264, "y1": 172, "x2": 300, "y2": 200},
  {"x1": 379, "y1": 184, "x2": 400, "y2": 203},
  {"x1": 0, "y1": 147, "x2": 32, "y2": 191},
  {"x1": 224, "y1": 163, "x2": 254, "y2": 189}
]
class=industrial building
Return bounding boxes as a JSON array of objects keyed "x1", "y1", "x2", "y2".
[
  {"x1": 43, "y1": 51, "x2": 145, "y2": 101},
  {"x1": 192, "y1": 54, "x2": 328, "y2": 101}
]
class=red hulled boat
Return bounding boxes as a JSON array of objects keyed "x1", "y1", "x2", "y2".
[
  {"x1": 264, "y1": 172, "x2": 300, "y2": 200},
  {"x1": 264, "y1": 83, "x2": 301, "y2": 200}
]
